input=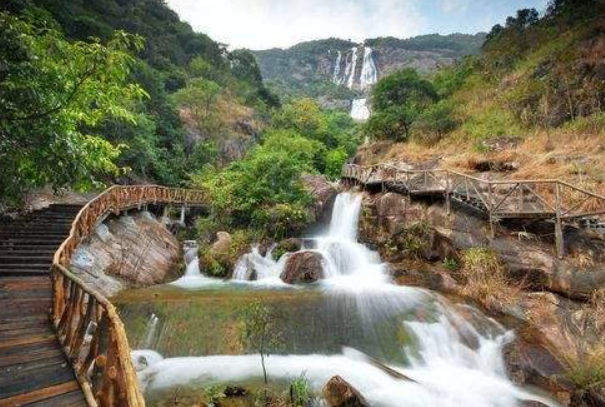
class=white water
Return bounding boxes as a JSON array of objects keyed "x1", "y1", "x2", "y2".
[
  {"x1": 332, "y1": 50, "x2": 342, "y2": 85},
  {"x1": 359, "y1": 46, "x2": 378, "y2": 90},
  {"x1": 143, "y1": 314, "x2": 159, "y2": 349},
  {"x1": 170, "y1": 241, "x2": 224, "y2": 289},
  {"x1": 350, "y1": 98, "x2": 371, "y2": 121},
  {"x1": 345, "y1": 46, "x2": 359, "y2": 89},
  {"x1": 136, "y1": 193, "x2": 559, "y2": 407}
]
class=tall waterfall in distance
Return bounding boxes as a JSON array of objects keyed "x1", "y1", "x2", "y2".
[
  {"x1": 332, "y1": 50, "x2": 342, "y2": 85},
  {"x1": 359, "y1": 47, "x2": 378, "y2": 90},
  {"x1": 330, "y1": 44, "x2": 378, "y2": 121},
  {"x1": 345, "y1": 46, "x2": 358, "y2": 89}
]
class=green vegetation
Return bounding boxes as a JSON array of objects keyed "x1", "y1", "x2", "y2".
[
  {"x1": 289, "y1": 373, "x2": 311, "y2": 407},
  {"x1": 364, "y1": 1, "x2": 605, "y2": 147},
  {"x1": 0, "y1": 0, "x2": 277, "y2": 208},
  {"x1": 365, "y1": 69, "x2": 437, "y2": 141},
  {"x1": 193, "y1": 98, "x2": 358, "y2": 240},
  {"x1": 202, "y1": 385, "x2": 226, "y2": 407},
  {"x1": 460, "y1": 248, "x2": 514, "y2": 305},
  {"x1": 0, "y1": 12, "x2": 145, "y2": 205}
]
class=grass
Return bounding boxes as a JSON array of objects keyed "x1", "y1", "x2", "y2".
[
  {"x1": 563, "y1": 346, "x2": 605, "y2": 393},
  {"x1": 459, "y1": 247, "x2": 518, "y2": 307}
]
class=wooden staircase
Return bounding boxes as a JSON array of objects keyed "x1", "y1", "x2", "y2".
[{"x1": 0, "y1": 204, "x2": 87, "y2": 407}]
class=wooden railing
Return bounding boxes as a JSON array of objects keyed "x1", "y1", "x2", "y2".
[
  {"x1": 343, "y1": 163, "x2": 605, "y2": 257},
  {"x1": 51, "y1": 185, "x2": 205, "y2": 407}
]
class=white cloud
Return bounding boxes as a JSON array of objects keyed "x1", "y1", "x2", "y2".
[
  {"x1": 166, "y1": 0, "x2": 426, "y2": 50},
  {"x1": 440, "y1": 0, "x2": 470, "y2": 14}
]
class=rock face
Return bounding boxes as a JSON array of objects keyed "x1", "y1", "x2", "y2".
[
  {"x1": 323, "y1": 376, "x2": 369, "y2": 407},
  {"x1": 301, "y1": 174, "x2": 338, "y2": 223},
  {"x1": 71, "y1": 212, "x2": 181, "y2": 297},
  {"x1": 280, "y1": 251, "x2": 324, "y2": 284},
  {"x1": 211, "y1": 231, "x2": 232, "y2": 257}
]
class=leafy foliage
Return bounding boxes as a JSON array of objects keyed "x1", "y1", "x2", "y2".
[
  {"x1": 365, "y1": 69, "x2": 438, "y2": 140},
  {"x1": 0, "y1": 12, "x2": 145, "y2": 204}
]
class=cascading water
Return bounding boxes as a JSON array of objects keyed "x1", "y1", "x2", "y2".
[
  {"x1": 128, "y1": 193, "x2": 559, "y2": 407},
  {"x1": 332, "y1": 50, "x2": 342, "y2": 85},
  {"x1": 171, "y1": 240, "x2": 223, "y2": 288},
  {"x1": 345, "y1": 46, "x2": 359, "y2": 90},
  {"x1": 359, "y1": 46, "x2": 378, "y2": 90},
  {"x1": 350, "y1": 98, "x2": 371, "y2": 121}
]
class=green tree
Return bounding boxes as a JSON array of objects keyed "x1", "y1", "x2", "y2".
[
  {"x1": 0, "y1": 12, "x2": 146, "y2": 205},
  {"x1": 366, "y1": 69, "x2": 437, "y2": 140}
]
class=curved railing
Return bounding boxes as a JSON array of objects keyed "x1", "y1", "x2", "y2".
[{"x1": 51, "y1": 185, "x2": 205, "y2": 407}]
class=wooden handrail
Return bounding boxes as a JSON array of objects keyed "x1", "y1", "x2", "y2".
[
  {"x1": 51, "y1": 185, "x2": 205, "y2": 407},
  {"x1": 343, "y1": 163, "x2": 605, "y2": 258}
]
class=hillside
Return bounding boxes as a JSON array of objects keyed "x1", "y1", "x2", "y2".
[
  {"x1": 0, "y1": 0, "x2": 281, "y2": 205},
  {"x1": 251, "y1": 33, "x2": 485, "y2": 112},
  {"x1": 359, "y1": 0, "x2": 605, "y2": 192}
]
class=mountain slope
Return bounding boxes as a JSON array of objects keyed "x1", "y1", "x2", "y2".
[{"x1": 251, "y1": 33, "x2": 485, "y2": 108}]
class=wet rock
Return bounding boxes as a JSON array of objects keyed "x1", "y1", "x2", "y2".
[
  {"x1": 211, "y1": 231, "x2": 232, "y2": 257},
  {"x1": 281, "y1": 251, "x2": 324, "y2": 284},
  {"x1": 323, "y1": 376, "x2": 369, "y2": 407},
  {"x1": 273, "y1": 238, "x2": 303, "y2": 260},
  {"x1": 302, "y1": 174, "x2": 338, "y2": 223}
]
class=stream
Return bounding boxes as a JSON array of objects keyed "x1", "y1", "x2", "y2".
[{"x1": 116, "y1": 193, "x2": 559, "y2": 407}]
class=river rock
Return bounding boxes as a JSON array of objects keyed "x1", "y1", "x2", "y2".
[
  {"x1": 281, "y1": 251, "x2": 324, "y2": 284},
  {"x1": 323, "y1": 376, "x2": 369, "y2": 407},
  {"x1": 301, "y1": 174, "x2": 338, "y2": 223},
  {"x1": 211, "y1": 231, "x2": 232, "y2": 257}
]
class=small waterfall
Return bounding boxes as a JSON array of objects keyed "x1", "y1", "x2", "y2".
[
  {"x1": 332, "y1": 50, "x2": 342, "y2": 85},
  {"x1": 171, "y1": 241, "x2": 222, "y2": 288},
  {"x1": 350, "y1": 98, "x2": 370, "y2": 121},
  {"x1": 345, "y1": 46, "x2": 359, "y2": 89},
  {"x1": 143, "y1": 314, "x2": 159, "y2": 349},
  {"x1": 359, "y1": 47, "x2": 378, "y2": 90}
]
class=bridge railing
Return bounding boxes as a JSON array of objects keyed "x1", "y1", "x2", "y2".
[
  {"x1": 343, "y1": 163, "x2": 605, "y2": 256},
  {"x1": 51, "y1": 185, "x2": 205, "y2": 407}
]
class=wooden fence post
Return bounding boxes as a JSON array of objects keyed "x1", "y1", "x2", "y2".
[{"x1": 555, "y1": 183, "x2": 565, "y2": 258}]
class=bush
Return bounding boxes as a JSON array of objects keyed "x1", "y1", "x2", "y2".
[
  {"x1": 412, "y1": 101, "x2": 459, "y2": 145},
  {"x1": 290, "y1": 373, "x2": 311, "y2": 407}
]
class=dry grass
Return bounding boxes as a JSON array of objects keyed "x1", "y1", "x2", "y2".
[
  {"x1": 562, "y1": 344, "x2": 605, "y2": 393},
  {"x1": 459, "y1": 247, "x2": 519, "y2": 307}
]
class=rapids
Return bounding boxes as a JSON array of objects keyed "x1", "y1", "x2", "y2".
[{"x1": 122, "y1": 193, "x2": 560, "y2": 407}]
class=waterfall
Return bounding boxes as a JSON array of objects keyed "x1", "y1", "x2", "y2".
[
  {"x1": 345, "y1": 46, "x2": 359, "y2": 89},
  {"x1": 143, "y1": 314, "x2": 159, "y2": 349},
  {"x1": 350, "y1": 98, "x2": 370, "y2": 121},
  {"x1": 171, "y1": 241, "x2": 222, "y2": 288},
  {"x1": 134, "y1": 194, "x2": 560, "y2": 407},
  {"x1": 359, "y1": 47, "x2": 378, "y2": 90},
  {"x1": 332, "y1": 50, "x2": 342, "y2": 85}
]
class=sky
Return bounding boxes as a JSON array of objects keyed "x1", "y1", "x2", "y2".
[{"x1": 166, "y1": 0, "x2": 549, "y2": 50}]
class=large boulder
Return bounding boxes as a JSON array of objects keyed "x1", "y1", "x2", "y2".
[
  {"x1": 323, "y1": 376, "x2": 369, "y2": 407},
  {"x1": 280, "y1": 251, "x2": 324, "y2": 284},
  {"x1": 301, "y1": 174, "x2": 338, "y2": 223},
  {"x1": 71, "y1": 212, "x2": 181, "y2": 297}
]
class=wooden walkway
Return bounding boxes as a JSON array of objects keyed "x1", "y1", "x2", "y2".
[
  {"x1": 0, "y1": 204, "x2": 87, "y2": 407},
  {"x1": 343, "y1": 163, "x2": 605, "y2": 257}
]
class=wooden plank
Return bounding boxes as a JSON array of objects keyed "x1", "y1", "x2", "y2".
[
  {"x1": 0, "y1": 360, "x2": 76, "y2": 399},
  {"x1": 26, "y1": 390, "x2": 88, "y2": 407},
  {"x1": 0, "y1": 346, "x2": 64, "y2": 368},
  {"x1": 0, "y1": 335, "x2": 57, "y2": 351},
  {"x1": 0, "y1": 381, "x2": 80, "y2": 407}
]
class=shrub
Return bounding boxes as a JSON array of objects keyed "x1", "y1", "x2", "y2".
[
  {"x1": 442, "y1": 258, "x2": 460, "y2": 272},
  {"x1": 563, "y1": 347, "x2": 605, "y2": 393},
  {"x1": 203, "y1": 385, "x2": 226, "y2": 407},
  {"x1": 290, "y1": 373, "x2": 311, "y2": 407},
  {"x1": 385, "y1": 222, "x2": 431, "y2": 260},
  {"x1": 412, "y1": 101, "x2": 459, "y2": 145}
]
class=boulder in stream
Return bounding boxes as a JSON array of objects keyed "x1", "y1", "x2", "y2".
[
  {"x1": 323, "y1": 375, "x2": 370, "y2": 407},
  {"x1": 280, "y1": 251, "x2": 324, "y2": 284}
]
